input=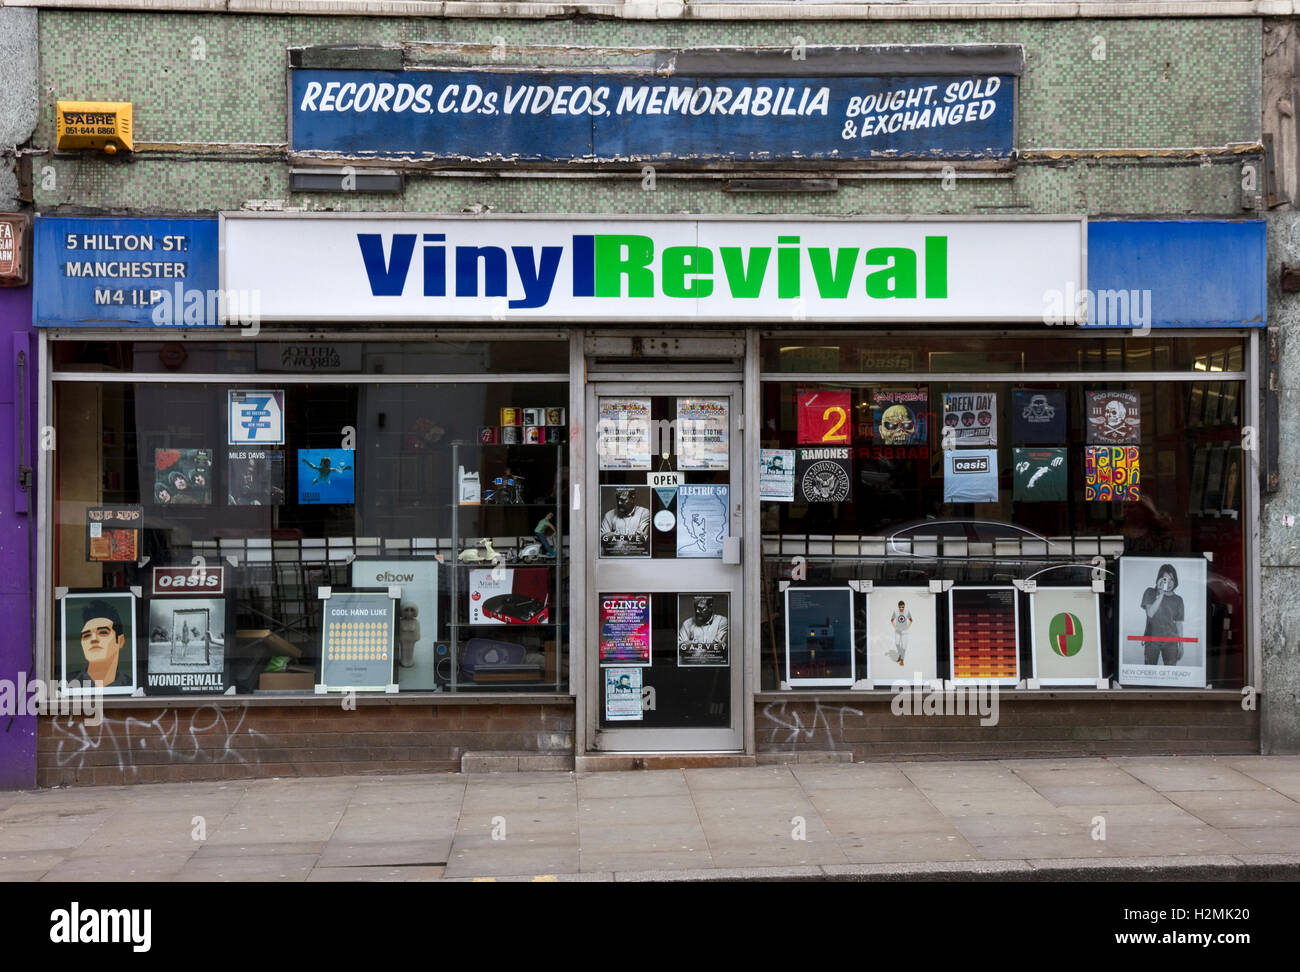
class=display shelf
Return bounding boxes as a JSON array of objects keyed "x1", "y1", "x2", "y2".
[{"x1": 449, "y1": 440, "x2": 565, "y2": 694}]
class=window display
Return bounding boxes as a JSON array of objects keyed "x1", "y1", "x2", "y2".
[
  {"x1": 51, "y1": 339, "x2": 569, "y2": 698},
  {"x1": 759, "y1": 334, "x2": 1248, "y2": 693}
]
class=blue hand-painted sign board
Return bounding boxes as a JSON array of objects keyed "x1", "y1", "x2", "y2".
[
  {"x1": 290, "y1": 69, "x2": 1016, "y2": 162},
  {"x1": 33, "y1": 217, "x2": 220, "y2": 326}
]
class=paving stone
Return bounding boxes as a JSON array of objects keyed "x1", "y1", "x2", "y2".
[
  {"x1": 838, "y1": 831, "x2": 983, "y2": 864},
  {"x1": 1112, "y1": 760, "x2": 1266, "y2": 792},
  {"x1": 175, "y1": 853, "x2": 320, "y2": 882},
  {"x1": 41, "y1": 852, "x2": 193, "y2": 882},
  {"x1": 307, "y1": 865, "x2": 446, "y2": 881}
]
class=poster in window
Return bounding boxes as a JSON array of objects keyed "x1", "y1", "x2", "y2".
[
  {"x1": 677, "y1": 485, "x2": 729, "y2": 558},
  {"x1": 605, "y1": 667, "x2": 643, "y2": 721},
  {"x1": 227, "y1": 389, "x2": 285, "y2": 446},
  {"x1": 784, "y1": 586, "x2": 855, "y2": 687},
  {"x1": 942, "y1": 392, "x2": 997, "y2": 448},
  {"x1": 597, "y1": 398, "x2": 651, "y2": 471},
  {"x1": 227, "y1": 449, "x2": 285, "y2": 506},
  {"x1": 468, "y1": 567, "x2": 550, "y2": 625},
  {"x1": 1086, "y1": 391, "x2": 1141, "y2": 444},
  {"x1": 1012, "y1": 390, "x2": 1067, "y2": 445},
  {"x1": 85, "y1": 506, "x2": 142, "y2": 562},
  {"x1": 351, "y1": 558, "x2": 439, "y2": 690},
  {"x1": 58, "y1": 590, "x2": 138, "y2": 696},
  {"x1": 867, "y1": 587, "x2": 937, "y2": 682},
  {"x1": 1029, "y1": 587, "x2": 1103, "y2": 686},
  {"x1": 676, "y1": 398, "x2": 729, "y2": 470},
  {"x1": 796, "y1": 389, "x2": 852, "y2": 445},
  {"x1": 759, "y1": 449, "x2": 795, "y2": 502},
  {"x1": 298, "y1": 448, "x2": 355, "y2": 504},
  {"x1": 796, "y1": 446, "x2": 852, "y2": 503},
  {"x1": 868, "y1": 387, "x2": 929, "y2": 459},
  {"x1": 320, "y1": 591, "x2": 394, "y2": 692},
  {"x1": 943, "y1": 449, "x2": 999, "y2": 503},
  {"x1": 1118, "y1": 556, "x2": 1207, "y2": 688},
  {"x1": 145, "y1": 596, "x2": 228, "y2": 695},
  {"x1": 599, "y1": 485, "x2": 652, "y2": 558},
  {"x1": 948, "y1": 587, "x2": 1019, "y2": 686},
  {"x1": 1084, "y1": 446, "x2": 1140, "y2": 502},
  {"x1": 677, "y1": 593, "x2": 730, "y2": 667},
  {"x1": 153, "y1": 448, "x2": 213, "y2": 505},
  {"x1": 1013, "y1": 447, "x2": 1067, "y2": 502},
  {"x1": 599, "y1": 594, "x2": 651, "y2": 666}
]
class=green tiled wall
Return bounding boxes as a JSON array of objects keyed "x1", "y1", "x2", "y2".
[{"x1": 34, "y1": 13, "x2": 1261, "y2": 215}]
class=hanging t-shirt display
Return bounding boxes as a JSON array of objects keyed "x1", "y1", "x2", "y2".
[
  {"x1": 942, "y1": 392, "x2": 997, "y2": 448},
  {"x1": 1013, "y1": 447, "x2": 1068, "y2": 501},
  {"x1": 796, "y1": 389, "x2": 852, "y2": 445},
  {"x1": 796, "y1": 446, "x2": 852, "y2": 503},
  {"x1": 943, "y1": 449, "x2": 999, "y2": 503},
  {"x1": 1086, "y1": 391, "x2": 1141, "y2": 444},
  {"x1": 1012, "y1": 390, "x2": 1067, "y2": 444}
]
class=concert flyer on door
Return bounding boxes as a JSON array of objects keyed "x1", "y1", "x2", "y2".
[
  {"x1": 599, "y1": 594, "x2": 651, "y2": 666},
  {"x1": 675, "y1": 397, "x2": 729, "y2": 470}
]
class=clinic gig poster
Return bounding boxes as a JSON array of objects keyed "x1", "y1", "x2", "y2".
[
  {"x1": 600, "y1": 594, "x2": 651, "y2": 666},
  {"x1": 1118, "y1": 556, "x2": 1207, "y2": 688}
]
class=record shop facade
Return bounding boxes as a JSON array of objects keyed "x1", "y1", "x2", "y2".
[{"x1": 28, "y1": 14, "x2": 1272, "y2": 784}]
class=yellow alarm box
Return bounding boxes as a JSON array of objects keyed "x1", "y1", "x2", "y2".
[{"x1": 56, "y1": 101, "x2": 133, "y2": 154}]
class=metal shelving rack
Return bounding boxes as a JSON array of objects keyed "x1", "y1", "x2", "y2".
[{"x1": 448, "y1": 441, "x2": 564, "y2": 691}]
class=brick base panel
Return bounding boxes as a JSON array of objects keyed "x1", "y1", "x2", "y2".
[
  {"x1": 37, "y1": 702, "x2": 574, "y2": 787},
  {"x1": 755, "y1": 696, "x2": 1260, "y2": 760}
]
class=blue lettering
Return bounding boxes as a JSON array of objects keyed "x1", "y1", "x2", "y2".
[
  {"x1": 357, "y1": 233, "x2": 414, "y2": 296},
  {"x1": 510, "y1": 245, "x2": 563, "y2": 309},
  {"x1": 455, "y1": 245, "x2": 508, "y2": 298},
  {"x1": 572, "y1": 234, "x2": 595, "y2": 297}
]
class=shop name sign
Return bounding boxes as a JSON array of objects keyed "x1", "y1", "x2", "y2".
[
  {"x1": 290, "y1": 69, "x2": 1014, "y2": 163},
  {"x1": 221, "y1": 216, "x2": 1084, "y2": 323}
]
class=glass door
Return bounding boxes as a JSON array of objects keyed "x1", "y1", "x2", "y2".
[{"x1": 587, "y1": 382, "x2": 743, "y2": 752}]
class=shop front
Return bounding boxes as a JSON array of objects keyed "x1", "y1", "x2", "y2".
[{"x1": 32, "y1": 212, "x2": 1265, "y2": 782}]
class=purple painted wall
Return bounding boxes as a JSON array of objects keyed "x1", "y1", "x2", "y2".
[{"x1": 0, "y1": 286, "x2": 36, "y2": 789}]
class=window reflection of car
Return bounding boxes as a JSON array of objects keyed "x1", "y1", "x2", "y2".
[
  {"x1": 482, "y1": 593, "x2": 550, "y2": 624},
  {"x1": 886, "y1": 518, "x2": 1073, "y2": 558}
]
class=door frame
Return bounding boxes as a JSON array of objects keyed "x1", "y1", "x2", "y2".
[{"x1": 583, "y1": 379, "x2": 745, "y2": 753}]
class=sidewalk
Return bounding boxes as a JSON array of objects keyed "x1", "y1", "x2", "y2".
[{"x1": 2, "y1": 755, "x2": 1298, "y2": 882}]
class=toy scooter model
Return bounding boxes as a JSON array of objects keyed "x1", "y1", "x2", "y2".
[
  {"x1": 457, "y1": 538, "x2": 501, "y2": 565},
  {"x1": 518, "y1": 537, "x2": 557, "y2": 564}
]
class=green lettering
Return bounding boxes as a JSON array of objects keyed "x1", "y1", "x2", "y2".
[
  {"x1": 662, "y1": 246, "x2": 714, "y2": 299},
  {"x1": 925, "y1": 235, "x2": 948, "y2": 298},
  {"x1": 778, "y1": 240, "x2": 800, "y2": 299},
  {"x1": 720, "y1": 247, "x2": 771, "y2": 298},
  {"x1": 809, "y1": 248, "x2": 859, "y2": 299},
  {"x1": 594, "y1": 234, "x2": 654, "y2": 298},
  {"x1": 865, "y1": 247, "x2": 917, "y2": 299}
]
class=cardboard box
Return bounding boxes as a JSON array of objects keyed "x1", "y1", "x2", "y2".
[{"x1": 257, "y1": 671, "x2": 316, "y2": 691}]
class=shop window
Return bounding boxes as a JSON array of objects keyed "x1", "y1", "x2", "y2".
[
  {"x1": 51, "y1": 355, "x2": 569, "y2": 698},
  {"x1": 759, "y1": 342, "x2": 1248, "y2": 693}
]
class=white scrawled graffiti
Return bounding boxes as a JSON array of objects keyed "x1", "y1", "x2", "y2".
[
  {"x1": 50, "y1": 705, "x2": 272, "y2": 775},
  {"x1": 761, "y1": 700, "x2": 862, "y2": 748}
]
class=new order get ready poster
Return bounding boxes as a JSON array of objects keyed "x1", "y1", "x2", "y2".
[
  {"x1": 676, "y1": 397, "x2": 729, "y2": 470},
  {"x1": 605, "y1": 667, "x2": 643, "y2": 721},
  {"x1": 85, "y1": 506, "x2": 142, "y2": 563},
  {"x1": 1118, "y1": 556, "x2": 1208, "y2": 688},
  {"x1": 351, "y1": 558, "x2": 439, "y2": 690},
  {"x1": 942, "y1": 392, "x2": 997, "y2": 448},
  {"x1": 153, "y1": 449, "x2": 213, "y2": 505},
  {"x1": 469, "y1": 567, "x2": 550, "y2": 625},
  {"x1": 784, "y1": 586, "x2": 855, "y2": 687},
  {"x1": 320, "y1": 591, "x2": 395, "y2": 691},
  {"x1": 1029, "y1": 587, "x2": 1103, "y2": 686},
  {"x1": 944, "y1": 449, "x2": 999, "y2": 503},
  {"x1": 600, "y1": 593, "x2": 651, "y2": 666},
  {"x1": 867, "y1": 587, "x2": 938, "y2": 683},
  {"x1": 1085, "y1": 446, "x2": 1140, "y2": 502},
  {"x1": 677, "y1": 593, "x2": 730, "y2": 667},
  {"x1": 59, "y1": 590, "x2": 138, "y2": 696},
  {"x1": 145, "y1": 596, "x2": 227, "y2": 695},
  {"x1": 599, "y1": 485, "x2": 652, "y2": 558},
  {"x1": 227, "y1": 449, "x2": 285, "y2": 506},
  {"x1": 759, "y1": 449, "x2": 795, "y2": 502},
  {"x1": 796, "y1": 446, "x2": 852, "y2": 503},
  {"x1": 1086, "y1": 390, "x2": 1141, "y2": 444},
  {"x1": 796, "y1": 389, "x2": 852, "y2": 445},
  {"x1": 1012, "y1": 390, "x2": 1067, "y2": 445},
  {"x1": 298, "y1": 448, "x2": 355, "y2": 504},
  {"x1": 1013, "y1": 447, "x2": 1067, "y2": 501},
  {"x1": 597, "y1": 397, "x2": 652, "y2": 470},
  {"x1": 228, "y1": 389, "x2": 286, "y2": 446},
  {"x1": 949, "y1": 587, "x2": 1020, "y2": 685},
  {"x1": 677, "y1": 485, "x2": 729, "y2": 558}
]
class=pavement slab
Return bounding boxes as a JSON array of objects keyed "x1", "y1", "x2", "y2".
[{"x1": 1111, "y1": 759, "x2": 1268, "y2": 793}]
